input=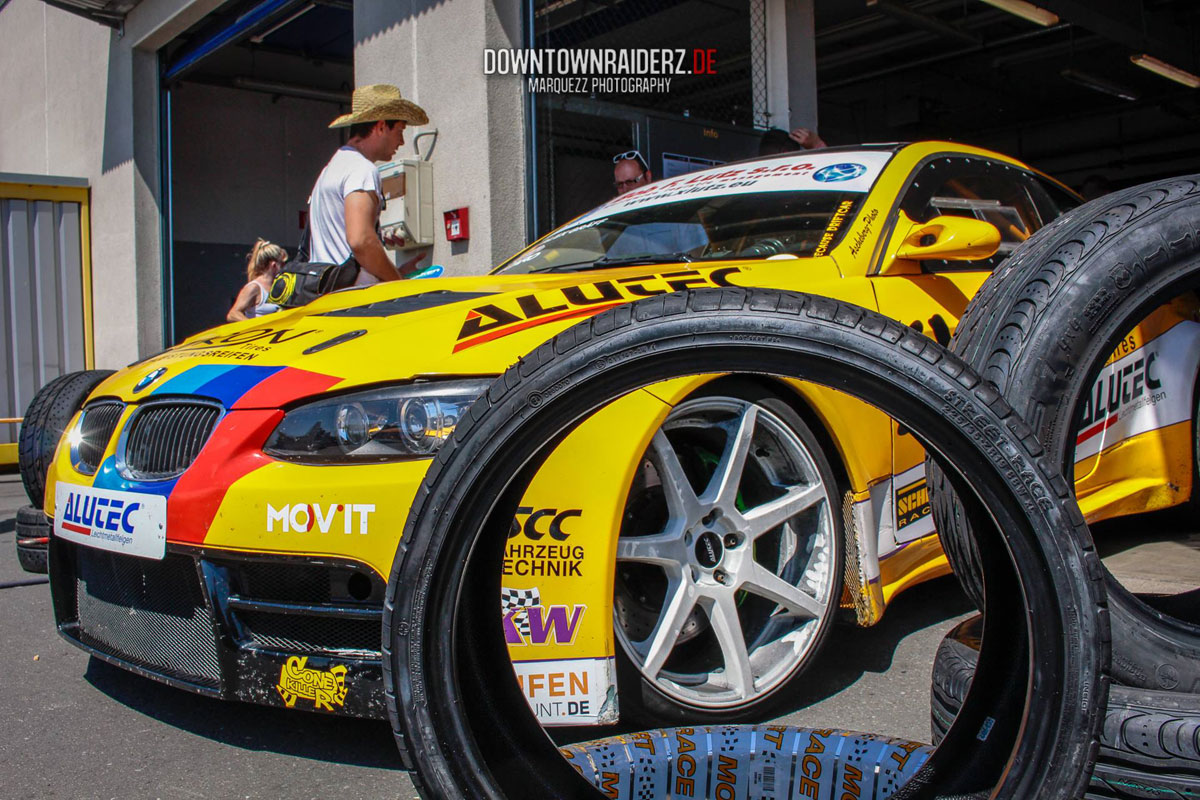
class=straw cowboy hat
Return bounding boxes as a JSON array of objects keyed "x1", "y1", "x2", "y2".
[{"x1": 329, "y1": 84, "x2": 429, "y2": 129}]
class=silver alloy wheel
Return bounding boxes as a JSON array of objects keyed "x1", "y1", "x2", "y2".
[{"x1": 614, "y1": 395, "x2": 838, "y2": 709}]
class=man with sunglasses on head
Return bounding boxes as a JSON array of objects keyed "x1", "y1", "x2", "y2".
[{"x1": 613, "y1": 150, "x2": 652, "y2": 196}]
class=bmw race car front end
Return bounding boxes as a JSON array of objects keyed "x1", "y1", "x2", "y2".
[{"x1": 43, "y1": 327, "x2": 497, "y2": 720}]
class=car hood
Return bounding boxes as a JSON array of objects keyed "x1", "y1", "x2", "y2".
[{"x1": 92, "y1": 259, "x2": 813, "y2": 408}]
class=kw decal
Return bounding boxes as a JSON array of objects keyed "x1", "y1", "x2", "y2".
[
  {"x1": 266, "y1": 503, "x2": 376, "y2": 534},
  {"x1": 276, "y1": 656, "x2": 348, "y2": 711},
  {"x1": 500, "y1": 586, "x2": 586, "y2": 646},
  {"x1": 453, "y1": 267, "x2": 743, "y2": 352}
]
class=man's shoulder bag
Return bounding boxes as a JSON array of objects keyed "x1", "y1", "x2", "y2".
[
  {"x1": 268, "y1": 220, "x2": 360, "y2": 309},
  {"x1": 267, "y1": 257, "x2": 359, "y2": 309}
]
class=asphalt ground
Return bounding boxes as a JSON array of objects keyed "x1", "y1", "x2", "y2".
[{"x1": 3, "y1": 469, "x2": 1194, "y2": 799}]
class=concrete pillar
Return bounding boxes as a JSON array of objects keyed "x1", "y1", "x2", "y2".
[
  {"x1": 354, "y1": 0, "x2": 527, "y2": 275},
  {"x1": 765, "y1": 0, "x2": 818, "y2": 132}
]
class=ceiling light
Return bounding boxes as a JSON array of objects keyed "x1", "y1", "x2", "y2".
[
  {"x1": 977, "y1": 0, "x2": 1059, "y2": 27},
  {"x1": 1060, "y1": 68, "x2": 1139, "y2": 102},
  {"x1": 1130, "y1": 54, "x2": 1200, "y2": 89}
]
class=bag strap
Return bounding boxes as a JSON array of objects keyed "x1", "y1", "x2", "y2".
[{"x1": 296, "y1": 207, "x2": 312, "y2": 263}]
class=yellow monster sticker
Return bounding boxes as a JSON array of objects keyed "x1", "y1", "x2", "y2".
[{"x1": 276, "y1": 656, "x2": 349, "y2": 711}]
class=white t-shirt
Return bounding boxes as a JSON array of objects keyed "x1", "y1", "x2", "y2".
[{"x1": 308, "y1": 146, "x2": 384, "y2": 286}]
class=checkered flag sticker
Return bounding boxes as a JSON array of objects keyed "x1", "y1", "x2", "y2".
[{"x1": 501, "y1": 586, "x2": 541, "y2": 637}]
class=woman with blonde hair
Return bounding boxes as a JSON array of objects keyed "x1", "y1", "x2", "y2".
[{"x1": 227, "y1": 238, "x2": 287, "y2": 321}]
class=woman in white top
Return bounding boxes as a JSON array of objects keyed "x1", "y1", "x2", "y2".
[{"x1": 227, "y1": 239, "x2": 286, "y2": 322}]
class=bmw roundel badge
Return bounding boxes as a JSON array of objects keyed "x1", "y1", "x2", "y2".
[
  {"x1": 813, "y1": 163, "x2": 868, "y2": 182},
  {"x1": 133, "y1": 367, "x2": 167, "y2": 393}
]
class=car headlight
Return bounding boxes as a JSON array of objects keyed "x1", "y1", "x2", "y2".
[{"x1": 263, "y1": 379, "x2": 493, "y2": 463}]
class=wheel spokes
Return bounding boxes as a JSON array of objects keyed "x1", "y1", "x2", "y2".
[
  {"x1": 741, "y1": 483, "x2": 825, "y2": 538},
  {"x1": 616, "y1": 529, "x2": 683, "y2": 567},
  {"x1": 651, "y1": 430, "x2": 702, "y2": 520},
  {"x1": 708, "y1": 593, "x2": 755, "y2": 698},
  {"x1": 637, "y1": 573, "x2": 696, "y2": 679},
  {"x1": 741, "y1": 562, "x2": 825, "y2": 620},
  {"x1": 703, "y1": 404, "x2": 758, "y2": 506}
]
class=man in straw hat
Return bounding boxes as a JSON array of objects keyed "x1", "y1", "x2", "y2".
[{"x1": 308, "y1": 84, "x2": 429, "y2": 284}]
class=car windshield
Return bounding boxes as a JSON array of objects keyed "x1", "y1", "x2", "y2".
[{"x1": 496, "y1": 190, "x2": 869, "y2": 274}]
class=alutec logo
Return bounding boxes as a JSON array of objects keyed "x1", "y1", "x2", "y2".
[{"x1": 60, "y1": 491, "x2": 141, "y2": 537}]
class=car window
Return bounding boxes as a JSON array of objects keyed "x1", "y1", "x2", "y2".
[
  {"x1": 497, "y1": 190, "x2": 868, "y2": 274},
  {"x1": 898, "y1": 157, "x2": 1049, "y2": 272}
]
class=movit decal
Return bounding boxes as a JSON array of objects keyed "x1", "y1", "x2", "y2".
[
  {"x1": 1074, "y1": 321, "x2": 1200, "y2": 462},
  {"x1": 891, "y1": 463, "x2": 934, "y2": 545},
  {"x1": 266, "y1": 503, "x2": 376, "y2": 534},
  {"x1": 276, "y1": 656, "x2": 348, "y2": 711},
  {"x1": 575, "y1": 151, "x2": 892, "y2": 222},
  {"x1": 500, "y1": 586, "x2": 586, "y2": 646},
  {"x1": 54, "y1": 482, "x2": 166, "y2": 560},
  {"x1": 510, "y1": 657, "x2": 617, "y2": 726},
  {"x1": 504, "y1": 507, "x2": 585, "y2": 577},
  {"x1": 454, "y1": 268, "x2": 743, "y2": 352}
]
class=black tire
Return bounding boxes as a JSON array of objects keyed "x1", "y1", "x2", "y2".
[
  {"x1": 383, "y1": 289, "x2": 1108, "y2": 799},
  {"x1": 929, "y1": 175, "x2": 1200, "y2": 692},
  {"x1": 931, "y1": 614, "x2": 1200, "y2": 800},
  {"x1": 562, "y1": 724, "x2": 931, "y2": 799},
  {"x1": 614, "y1": 378, "x2": 845, "y2": 725},
  {"x1": 17, "y1": 369, "x2": 114, "y2": 507},
  {"x1": 15, "y1": 505, "x2": 49, "y2": 574}
]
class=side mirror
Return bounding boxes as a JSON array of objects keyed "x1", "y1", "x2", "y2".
[
  {"x1": 879, "y1": 211, "x2": 1002, "y2": 274},
  {"x1": 896, "y1": 214, "x2": 1001, "y2": 261}
]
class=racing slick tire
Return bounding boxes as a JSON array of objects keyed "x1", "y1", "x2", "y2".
[
  {"x1": 928, "y1": 175, "x2": 1200, "y2": 692},
  {"x1": 15, "y1": 505, "x2": 50, "y2": 574},
  {"x1": 17, "y1": 369, "x2": 114, "y2": 507},
  {"x1": 932, "y1": 615, "x2": 1200, "y2": 800},
  {"x1": 561, "y1": 724, "x2": 931, "y2": 799},
  {"x1": 613, "y1": 378, "x2": 845, "y2": 725},
  {"x1": 383, "y1": 288, "x2": 1108, "y2": 799}
]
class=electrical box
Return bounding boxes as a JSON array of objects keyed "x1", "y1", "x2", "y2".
[{"x1": 378, "y1": 159, "x2": 434, "y2": 249}]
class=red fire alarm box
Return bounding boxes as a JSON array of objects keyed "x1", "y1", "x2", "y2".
[{"x1": 444, "y1": 208, "x2": 469, "y2": 241}]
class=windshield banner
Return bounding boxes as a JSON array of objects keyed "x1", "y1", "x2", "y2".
[{"x1": 576, "y1": 151, "x2": 892, "y2": 224}]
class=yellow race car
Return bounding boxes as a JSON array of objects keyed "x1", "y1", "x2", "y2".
[{"x1": 36, "y1": 141, "x2": 1198, "y2": 726}]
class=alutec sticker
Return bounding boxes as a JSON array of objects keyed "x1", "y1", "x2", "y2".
[{"x1": 54, "y1": 482, "x2": 167, "y2": 560}]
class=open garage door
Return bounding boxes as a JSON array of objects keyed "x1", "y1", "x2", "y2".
[{"x1": 158, "y1": 0, "x2": 353, "y2": 342}]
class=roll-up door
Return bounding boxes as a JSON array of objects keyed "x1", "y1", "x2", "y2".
[{"x1": 0, "y1": 178, "x2": 94, "y2": 467}]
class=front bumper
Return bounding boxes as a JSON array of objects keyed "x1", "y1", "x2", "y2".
[{"x1": 49, "y1": 536, "x2": 388, "y2": 720}]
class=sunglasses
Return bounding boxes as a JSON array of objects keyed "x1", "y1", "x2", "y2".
[{"x1": 612, "y1": 150, "x2": 649, "y2": 170}]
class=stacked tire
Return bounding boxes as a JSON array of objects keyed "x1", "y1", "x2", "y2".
[
  {"x1": 932, "y1": 616, "x2": 1200, "y2": 800},
  {"x1": 929, "y1": 176, "x2": 1200, "y2": 797},
  {"x1": 15, "y1": 369, "x2": 112, "y2": 574},
  {"x1": 383, "y1": 288, "x2": 1110, "y2": 799}
]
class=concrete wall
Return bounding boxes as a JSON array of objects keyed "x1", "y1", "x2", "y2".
[
  {"x1": 354, "y1": 0, "x2": 527, "y2": 275},
  {"x1": 0, "y1": 0, "x2": 223, "y2": 367}
]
